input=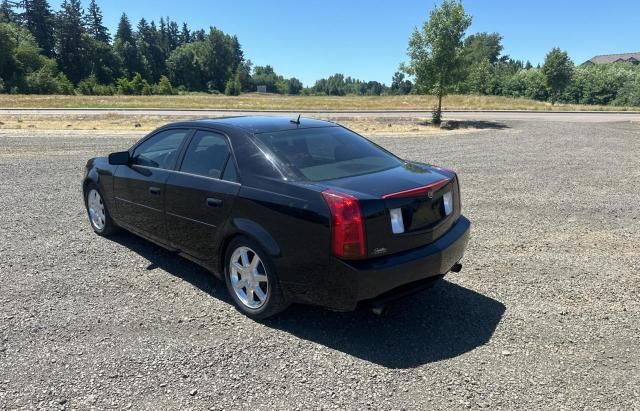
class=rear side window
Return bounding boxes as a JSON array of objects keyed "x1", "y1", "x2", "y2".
[
  {"x1": 132, "y1": 129, "x2": 190, "y2": 169},
  {"x1": 255, "y1": 127, "x2": 402, "y2": 181},
  {"x1": 180, "y1": 131, "x2": 230, "y2": 179}
]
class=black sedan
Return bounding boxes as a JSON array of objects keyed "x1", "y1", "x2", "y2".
[{"x1": 83, "y1": 116, "x2": 471, "y2": 319}]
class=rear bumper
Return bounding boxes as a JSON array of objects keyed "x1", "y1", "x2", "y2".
[{"x1": 296, "y1": 215, "x2": 471, "y2": 311}]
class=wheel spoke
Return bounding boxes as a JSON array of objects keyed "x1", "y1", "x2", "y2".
[
  {"x1": 254, "y1": 286, "x2": 267, "y2": 302},
  {"x1": 240, "y1": 250, "x2": 250, "y2": 267},
  {"x1": 249, "y1": 255, "x2": 260, "y2": 270},
  {"x1": 253, "y1": 273, "x2": 268, "y2": 282},
  {"x1": 232, "y1": 262, "x2": 244, "y2": 273},
  {"x1": 245, "y1": 287, "x2": 254, "y2": 303}
]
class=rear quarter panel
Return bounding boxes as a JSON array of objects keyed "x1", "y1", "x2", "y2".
[{"x1": 227, "y1": 178, "x2": 335, "y2": 304}]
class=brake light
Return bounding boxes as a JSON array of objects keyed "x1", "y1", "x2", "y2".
[{"x1": 321, "y1": 190, "x2": 366, "y2": 259}]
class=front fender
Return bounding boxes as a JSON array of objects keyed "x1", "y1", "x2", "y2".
[{"x1": 82, "y1": 157, "x2": 117, "y2": 213}]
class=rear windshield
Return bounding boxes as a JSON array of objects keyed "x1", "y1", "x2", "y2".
[{"x1": 254, "y1": 126, "x2": 402, "y2": 181}]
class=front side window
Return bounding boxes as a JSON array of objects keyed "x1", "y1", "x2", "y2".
[
  {"x1": 132, "y1": 129, "x2": 190, "y2": 170},
  {"x1": 180, "y1": 131, "x2": 231, "y2": 179},
  {"x1": 254, "y1": 126, "x2": 402, "y2": 181}
]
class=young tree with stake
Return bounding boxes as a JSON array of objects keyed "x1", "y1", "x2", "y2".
[{"x1": 405, "y1": 0, "x2": 471, "y2": 123}]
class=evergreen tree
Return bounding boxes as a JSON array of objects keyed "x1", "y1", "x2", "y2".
[
  {"x1": 55, "y1": 0, "x2": 87, "y2": 83},
  {"x1": 180, "y1": 22, "x2": 190, "y2": 45},
  {"x1": 166, "y1": 19, "x2": 179, "y2": 51},
  {"x1": 84, "y1": 0, "x2": 109, "y2": 42},
  {"x1": 23, "y1": 0, "x2": 55, "y2": 56},
  {"x1": 84, "y1": 34, "x2": 119, "y2": 84},
  {"x1": 158, "y1": 17, "x2": 168, "y2": 52},
  {"x1": 114, "y1": 13, "x2": 140, "y2": 77},
  {"x1": 0, "y1": 0, "x2": 18, "y2": 23},
  {"x1": 192, "y1": 28, "x2": 205, "y2": 42},
  {"x1": 136, "y1": 18, "x2": 166, "y2": 82}
]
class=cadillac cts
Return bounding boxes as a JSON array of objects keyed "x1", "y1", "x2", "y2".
[{"x1": 83, "y1": 116, "x2": 471, "y2": 319}]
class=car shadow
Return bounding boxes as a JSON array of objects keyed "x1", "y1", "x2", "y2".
[
  {"x1": 107, "y1": 231, "x2": 505, "y2": 369},
  {"x1": 107, "y1": 231, "x2": 224, "y2": 300},
  {"x1": 439, "y1": 120, "x2": 510, "y2": 130},
  {"x1": 265, "y1": 281, "x2": 505, "y2": 368}
]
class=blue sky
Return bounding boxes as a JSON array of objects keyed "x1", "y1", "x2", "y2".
[{"x1": 51, "y1": 0, "x2": 640, "y2": 86}]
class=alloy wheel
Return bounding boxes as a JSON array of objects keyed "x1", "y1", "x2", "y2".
[
  {"x1": 87, "y1": 189, "x2": 106, "y2": 231},
  {"x1": 229, "y1": 246, "x2": 269, "y2": 309}
]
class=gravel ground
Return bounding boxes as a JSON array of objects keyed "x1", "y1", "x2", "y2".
[{"x1": 0, "y1": 119, "x2": 638, "y2": 410}]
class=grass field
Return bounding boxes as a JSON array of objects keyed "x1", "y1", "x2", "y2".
[{"x1": 2, "y1": 93, "x2": 639, "y2": 111}]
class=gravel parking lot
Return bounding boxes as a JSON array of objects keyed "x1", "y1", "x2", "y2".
[{"x1": 0, "y1": 118, "x2": 638, "y2": 410}]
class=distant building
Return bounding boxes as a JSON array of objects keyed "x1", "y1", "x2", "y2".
[
  {"x1": 583, "y1": 52, "x2": 640, "y2": 65},
  {"x1": 256, "y1": 85, "x2": 267, "y2": 93}
]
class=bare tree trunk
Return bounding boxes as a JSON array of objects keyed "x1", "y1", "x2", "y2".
[{"x1": 433, "y1": 72, "x2": 445, "y2": 124}]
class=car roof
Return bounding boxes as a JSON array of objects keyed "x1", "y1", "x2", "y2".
[{"x1": 175, "y1": 116, "x2": 338, "y2": 134}]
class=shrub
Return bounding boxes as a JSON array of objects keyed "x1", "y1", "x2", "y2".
[
  {"x1": 154, "y1": 75, "x2": 174, "y2": 95},
  {"x1": 23, "y1": 61, "x2": 62, "y2": 94},
  {"x1": 128, "y1": 72, "x2": 151, "y2": 95},
  {"x1": 116, "y1": 76, "x2": 134, "y2": 95},
  {"x1": 76, "y1": 74, "x2": 100, "y2": 95},
  {"x1": 56, "y1": 73, "x2": 74, "y2": 95},
  {"x1": 224, "y1": 77, "x2": 240, "y2": 96},
  {"x1": 613, "y1": 77, "x2": 640, "y2": 106}
]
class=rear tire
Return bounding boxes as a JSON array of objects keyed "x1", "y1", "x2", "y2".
[
  {"x1": 224, "y1": 236, "x2": 289, "y2": 320},
  {"x1": 84, "y1": 183, "x2": 118, "y2": 236}
]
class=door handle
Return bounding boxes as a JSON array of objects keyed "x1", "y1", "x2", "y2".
[
  {"x1": 206, "y1": 197, "x2": 223, "y2": 208},
  {"x1": 149, "y1": 186, "x2": 161, "y2": 195}
]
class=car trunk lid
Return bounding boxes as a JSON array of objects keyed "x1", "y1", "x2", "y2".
[{"x1": 315, "y1": 162, "x2": 461, "y2": 258}]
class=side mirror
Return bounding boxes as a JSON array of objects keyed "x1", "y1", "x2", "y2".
[{"x1": 108, "y1": 151, "x2": 131, "y2": 165}]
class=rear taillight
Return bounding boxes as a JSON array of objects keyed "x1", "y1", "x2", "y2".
[{"x1": 321, "y1": 190, "x2": 366, "y2": 259}]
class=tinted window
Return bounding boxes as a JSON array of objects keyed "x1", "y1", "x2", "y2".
[
  {"x1": 133, "y1": 129, "x2": 189, "y2": 169},
  {"x1": 222, "y1": 158, "x2": 239, "y2": 182},
  {"x1": 180, "y1": 131, "x2": 230, "y2": 179},
  {"x1": 255, "y1": 127, "x2": 402, "y2": 181},
  {"x1": 232, "y1": 135, "x2": 282, "y2": 180}
]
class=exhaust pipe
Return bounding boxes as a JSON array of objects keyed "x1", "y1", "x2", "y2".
[{"x1": 450, "y1": 262, "x2": 463, "y2": 273}]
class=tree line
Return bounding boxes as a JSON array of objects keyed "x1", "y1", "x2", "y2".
[
  {"x1": 0, "y1": 0, "x2": 308, "y2": 95},
  {"x1": 1, "y1": 0, "x2": 639, "y2": 106},
  {"x1": 405, "y1": 0, "x2": 640, "y2": 121}
]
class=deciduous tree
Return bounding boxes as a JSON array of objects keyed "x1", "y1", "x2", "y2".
[
  {"x1": 406, "y1": 0, "x2": 471, "y2": 123},
  {"x1": 542, "y1": 47, "x2": 573, "y2": 103}
]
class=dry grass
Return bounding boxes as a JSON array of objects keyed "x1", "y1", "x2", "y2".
[
  {"x1": 0, "y1": 114, "x2": 196, "y2": 131},
  {"x1": 1, "y1": 93, "x2": 639, "y2": 111},
  {"x1": 0, "y1": 113, "x2": 456, "y2": 135}
]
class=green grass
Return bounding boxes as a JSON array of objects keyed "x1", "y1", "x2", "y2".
[{"x1": 1, "y1": 93, "x2": 639, "y2": 111}]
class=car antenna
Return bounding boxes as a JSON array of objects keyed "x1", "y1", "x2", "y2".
[{"x1": 290, "y1": 114, "x2": 301, "y2": 125}]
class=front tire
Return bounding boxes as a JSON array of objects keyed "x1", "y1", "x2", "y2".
[
  {"x1": 84, "y1": 183, "x2": 118, "y2": 236},
  {"x1": 224, "y1": 236, "x2": 289, "y2": 320}
]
